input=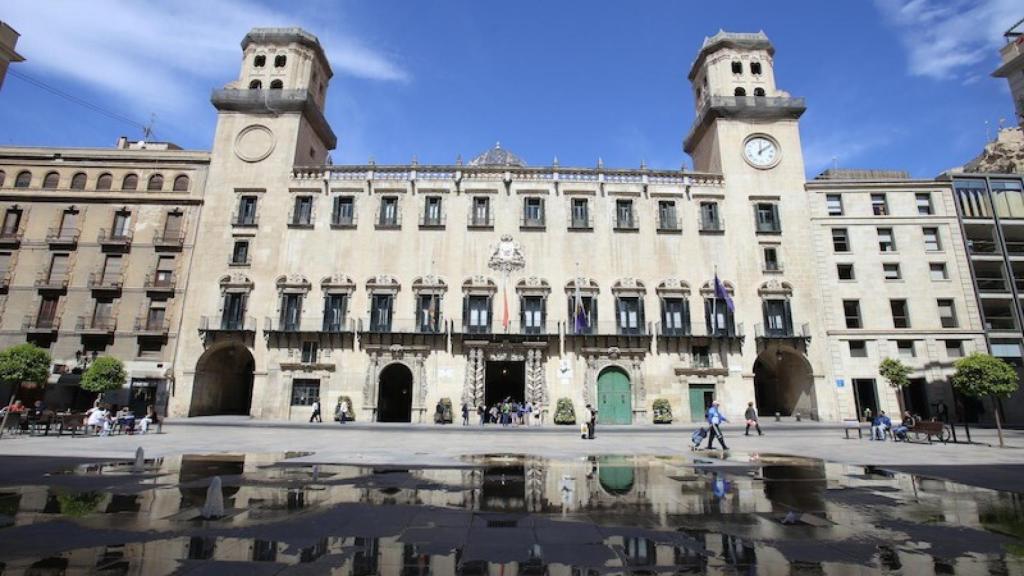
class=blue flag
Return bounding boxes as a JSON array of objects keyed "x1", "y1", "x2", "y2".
[
  {"x1": 574, "y1": 282, "x2": 589, "y2": 333},
  {"x1": 714, "y1": 273, "x2": 734, "y2": 312}
]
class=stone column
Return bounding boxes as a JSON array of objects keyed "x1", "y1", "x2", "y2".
[{"x1": 363, "y1": 351, "x2": 380, "y2": 421}]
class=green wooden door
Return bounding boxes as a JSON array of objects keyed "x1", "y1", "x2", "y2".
[
  {"x1": 597, "y1": 369, "x2": 632, "y2": 425},
  {"x1": 689, "y1": 384, "x2": 715, "y2": 422}
]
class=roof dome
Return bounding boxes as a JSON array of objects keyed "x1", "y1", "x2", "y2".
[{"x1": 469, "y1": 142, "x2": 525, "y2": 167}]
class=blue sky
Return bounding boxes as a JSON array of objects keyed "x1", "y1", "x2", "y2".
[{"x1": 0, "y1": 0, "x2": 1018, "y2": 178}]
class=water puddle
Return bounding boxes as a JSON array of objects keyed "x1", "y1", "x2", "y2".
[{"x1": 0, "y1": 451, "x2": 1020, "y2": 573}]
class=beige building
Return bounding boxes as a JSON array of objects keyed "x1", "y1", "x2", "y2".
[
  {"x1": 0, "y1": 21, "x2": 24, "y2": 91},
  {"x1": 807, "y1": 170, "x2": 986, "y2": 420},
  {"x1": 0, "y1": 141, "x2": 209, "y2": 412}
]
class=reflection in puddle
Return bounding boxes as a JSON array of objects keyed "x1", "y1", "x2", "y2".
[{"x1": 0, "y1": 452, "x2": 1021, "y2": 574}]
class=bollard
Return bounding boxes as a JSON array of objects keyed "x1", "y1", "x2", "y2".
[
  {"x1": 795, "y1": 411, "x2": 801, "y2": 422},
  {"x1": 774, "y1": 412, "x2": 780, "y2": 422}
]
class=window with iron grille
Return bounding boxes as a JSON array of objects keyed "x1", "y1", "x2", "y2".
[{"x1": 291, "y1": 379, "x2": 320, "y2": 406}]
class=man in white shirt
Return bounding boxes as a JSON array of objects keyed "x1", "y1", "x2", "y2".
[{"x1": 309, "y1": 399, "x2": 322, "y2": 423}]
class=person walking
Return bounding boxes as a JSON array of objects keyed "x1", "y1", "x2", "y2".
[
  {"x1": 744, "y1": 402, "x2": 763, "y2": 436},
  {"x1": 582, "y1": 404, "x2": 593, "y2": 439},
  {"x1": 461, "y1": 402, "x2": 470, "y2": 426},
  {"x1": 584, "y1": 404, "x2": 597, "y2": 439},
  {"x1": 705, "y1": 401, "x2": 729, "y2": 450},
  {"x1": 309, "y1": 399, "x2": 322, "y2": 423}
]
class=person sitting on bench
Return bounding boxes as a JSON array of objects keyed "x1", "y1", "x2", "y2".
[
  {"x1": 871, "y1": 411, "x2": 891, "y2": 441},
  {"x1": 892, "y1": 411, "x2": 915, "y2": 441}
]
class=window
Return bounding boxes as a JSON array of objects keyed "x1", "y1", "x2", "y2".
[
  {"x1": 731, "y1": 61, "x2": 742, "y2": 74},
  {"x1": 230, "y1": 240, "x2": 249, "y2": 265},
  {"x1": 916, "y1": 193, "x2": 933, "y2": 215},
  {"x1": 843, "y1": 300, "x2": 862, "y2": 329},
  {"x1": 753, "y1": 87, "x2": 765, "y2": 97},
  {"x1": 471, "y1": 196, "x2": 491, "y2": 227},
  {"x1": 849, "y1": 340, "x2": 868, "y2": 358},
  {"x1": 945, "y1": 340, "x2": 964, "y2": 358},
  {"x1": 173, "y1": 175, "x2": 190, "y2": 191},
  {"x1": 658, "y1": 201, "x2": 679, "y2": 231},
  {"x1": 280, "y1": 293, "x2": 303, "y2": 331},
  {"x1": 890, "y1": 299, "x2": 910, "y2": 328},
  {"x1": 332, "y1": 196, "x2": 355, "y2": 226},
  {"x1": 763, "y1": 246, "x2": 780, "y2": 271},
  {"x1": 379, "y1": 196, "x2": 399, "y2": 227},
  {"x1": 0, "y1": 170, "x2": 4, "y2": 187},
  {"x1": 755, "y1": 203, "x2": 780, "y2": 232},
  {"x1": 43, "y1": 172, "x2": 60, "y2": 189},
  {"x1": 92, "y1": 298, "x2": 114, "y2": 329},
  {"x1": 763, "y1": 299, "x2": 793, "y2": 336},
  {"x1": 883, "y1": 263, "x2": 901, "y2": 280},
  {"x1": 955, "y1": 179, "x2": 991, "y2": 218},
  {"x1": 1, "y1": 208, "x2": 21, "y2": 239},
  {"x1": 221, "y1": 292, "x2": 247, "y2": 330},
  {"x1": 929, "y1": 262, "x2": 948, "y2": 280},
  {"x1": 417, "y1": 293, "x2": 442, "y2": 332},
  {"x1": 897, "y1": 340, "x2": 916, "y2": 359},
  {"x1": 14, "y1": 171, "x2": 31, "y2": 188},
  {"x1": 734, "y1": 87, "x2": 746, "y2": 96},
  {"x1": 269, "y1": 79, "x2": 283, "y2": 90},
  {"x1": 154, "y1": 256, "x2": 174, "y2": 287},
  {"x1": 96, "y1": 173, "x2": 112, "y2": 190},
  {"x1": 0, "y1": 252, "x2": 10, "y2": 276},
  {"x1": 147, "y1": 174, "x2": 164, "y2": 191},
  {"x1": 111, "y1": 210, "x2": 131, "y2": 238},
  {"x1": 877, "y1": 228, "x2": 895, "y2": 252},
  {"x1": 615, "y1": 199, "x2": 635, "y2": 229},
  {"x1": 70, "y1": 173, "x2": 86, "y2": 190},
  {"x1": 923, "y1": 227, "x2": 941, "y2": 251},
  {"x1": 523, "y1": 197, "x2": 544, "y2": 227},
  {"x1": 832, "y1": 228, "x2": 850, "y2": 252},
  {"x1": 991, "y1": 179, "x2": 1024, "y2": 219},
  {"x1": 121, "y1": 174, "x2": 138, "y2": 191},
  {"x1": 466, "y1": 295, "x2": 491, "y2": 333},
  {"x1": 750, "y1": 61, "x2": 762, "y2": 75},
  {"x1": 145, "y1": 304, "x2": 166, "y2": 331},
  {"x1": 274, "y1": 55, "x2": 287, "y2": 67},
  {"x1": 937, "y1": 299, "x2": 958, "y2": 328},
  {"x1": 249, "y1": 80, "x2": 262, "y2": 89},
  {"x1": 36, "y1": 295, "x2": 59, "y2": 327},
  {"x1": 254, "y1": 55, "x2": 266, "y2": 67},
  {"x1": 423, "y1": 196, "x2": 443, "y2": 227},
  {"x1": 521, "y1": 296, "x2": 545, "y2": 334},
  {"x1": 46, "y1": 253, "x2": 69, "y2": 284},
  {"x1": 871, "y1": 193, "x2": 888, "y2": 216},
  {"x1": 301, "y1": 342, "x2": 318, "y2": 364},
  {"x1": 570, "y1": 198, "x2": 590, "y2": 229},
  {"x1": 323, "y1": 293, "x2": 347, "y2": 331},
  {"x1": 291, "y1": 379, "x2": 320, "y2": 406},
  {"x1": 616, "y1": 297, "x2": 643, "y2": 335},
  {"x1": 236, "y1": 195, "x2": 258, "y2": 225},
  {"x1": 291, "y1": 195, "x2": 313, "y2": 226},
  {"x1": 826, "y1": 194, "x2": 844, "y2": 216},
  {"x1": 568, "y1": 294, "x2": 597, "y2": 335},
  {"x1": 837, "y1": 263, "x2": 855, "y2": 280},
  {"x1": 704, "y1": 297, "x2": 735, "y2": 336},
  {"x1": 692, "y1": 345, "x2": 712, "y2": 368},
  {"x1": 700, "y1": 202, "x2": 721, "y2": 231},
  {"x1": 370, "y1": 294, "x2": 393, "y2": 331},
  {"x1": 661, "y1": 298, "x2": 689, "y2": 336},
  {"x1": 100, "y1": 255, "x2": 123, "y2": 285},
  {"x1": 162, "y1": 211, "x2": 183, "y2": 241}
]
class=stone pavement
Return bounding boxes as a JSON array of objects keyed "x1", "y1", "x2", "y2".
[{"x1": 0, "y1": 416, "x2": 1022, "y2": 468}]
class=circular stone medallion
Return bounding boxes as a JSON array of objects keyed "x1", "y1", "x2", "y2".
[{"x1": 234, "y1": 124, "x2": 275, "y2": 163}]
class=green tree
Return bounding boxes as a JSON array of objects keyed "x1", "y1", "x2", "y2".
[
  {"x1": 951, "y1": 352, "x2": 1019, "y2": 447},
  {"x1": 879, "y1": 357, "x2": 911, "y2": 412},
  {"x1": 0, "y1": 343, "x2": 52, "y2": 439},
  {"x1": 80, "y1": 356, "x2": 127, "y2": 397}
]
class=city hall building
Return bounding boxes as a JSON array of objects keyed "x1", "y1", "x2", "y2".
[{"x1": 0, "y1": 27, "x2": 1007, "y2": 424}]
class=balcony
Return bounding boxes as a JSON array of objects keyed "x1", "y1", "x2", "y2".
[
  {"x1": 657, "y1": 215, "x2": 682, "y2": 233},
  {"x1": 134, "y1": 316, "x2": 170, "y2": 336},
  {"x1": 0, "y1": 228, "x2": 23, "y2": 247},
  {"x1": 976, "y1": 276, "x2": 1009, "y2": 293},
  {"x1": 144, "y1": 272, "x2": 176, "y2": 294},
  {"x1": 564, "y1": 320, "x2": 651, "y2": 340},
  {"x1": 97, "y1": 228, "x2": 133, "y2": 250},
  {"x1": 199, "y1": 315, "x2": 256, "y2": 345},
  {"x1": 755, "y1": 220, "x2": 782, "y2": 234},
  {"x1": 76, "y1": 315, "x2": 117, "y2": 335},
  {"x1": 34, "y1": 271, "x2": 69, "y2": 291},
  {"x1": 358, "y1": 317, "x2": 445, "y2": 335},
  {"x1": 330, "y1": 212, "x2": 357, "y2": 229},
  {"x1": 468, "y1": 213, "x2": 494, "y2": 229},
  {"x1": 699, "y1": 214, "x2": 725, "y2": 233},
  {"x1": 655, "y1": 321, "x2": 692, "y2": 338},
  {"x1": 23, "y1": 315, "x2": 60, "y2": 334},
  {"x1": 46, "y1": 227, "x2": 80, "y2": 247},
  {"x1": 87, "y1": 272, "x2": 123, "y2": 292},
  {"x1": 967, "y1": 239, "x2": 1000, "y2": 256},
  {"x1": 264, "y1": 316, "x2": 359, "y2": 334},
  {"x1": 232, "y1": 212, "x2": 259, "y2": 227},
  {"x1": 453, "y1": 318, "x2": 557, "y2": 343},
  {"x1": 419, "y1": 212, "x2": 446, "y2": 229},
  {"x1": 153, "y1": 229, "x2": 185, "y2": 250},
  {"x1": 375, "y1": 212, "x2": 402, "y2": 230},
  {"x1": 1006, "y1": 241, "x2": 1024, "y2": 257},
  {"x1": 568, "y1": 213, "x2": 593, "y2": 231},
  {"x1": 613, "y1": 216, "x2": 639, "y2": 232},
  {"x1": 755, "y1": 322, "x2": 811, "y2": 344},
  {"x1": 0, "y1": 270, "x2": 9, "y2": 291},
  {"x1": 520, "y1": 216, "x2": 546, "y2": 230}
]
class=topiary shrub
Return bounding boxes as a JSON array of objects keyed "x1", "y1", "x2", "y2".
[
  {"x1": 335, "y1": 395, "x2": 355, "y2": 421},
  {"x1": 554, "y1": 397, "x2": 576, "y2": 425},
  {"x1": 57, "y1": 490, "x2": 103, "y2": 518},
  {"x1": 652, "y1": 398, "x2": 673, "y2": 424},
  {"x1": 436, "y1": 397, "x2": 454, "y2": 424}
]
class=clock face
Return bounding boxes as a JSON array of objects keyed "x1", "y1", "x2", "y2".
[{"x1": 744, "y1": 136, "x2": 779, "y2": 168}]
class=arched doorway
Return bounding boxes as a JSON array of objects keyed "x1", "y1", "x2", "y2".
[
  {"x1": 753, "y1": 348, "x2": 816, "y2": 417},
  {"x1": 597, "y1": 367, "x2": 632, "y2": 425},
  {"x1": 190, "y1": 343, "x2": 254, "y2": 416},
  {"x1": 377, "y1": 363, "x2": 413, "y2": 422}
]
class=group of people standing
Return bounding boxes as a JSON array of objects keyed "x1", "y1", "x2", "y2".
[{"x1": 467, "y1": 398, "x2": 538, "y2": 426}]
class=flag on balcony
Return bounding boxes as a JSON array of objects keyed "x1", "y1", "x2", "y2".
[
  {"x1": 714, "y1": 273, "x2": 734, "y2": 312},
  {"x1": 502, "y1": 286, "x2": 510, "y2": 331},
  {"x1": 573, "y1": 281, "x2": 589, "y2": 333}
]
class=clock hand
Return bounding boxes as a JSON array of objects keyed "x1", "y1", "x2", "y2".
[{"x1": 758, "y1": 143, "x2": 767, "y2": 155}]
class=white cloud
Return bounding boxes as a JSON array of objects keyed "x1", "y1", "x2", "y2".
[
  {"x1": 3, "y1": 0, "x2": 408, "y2": 133},
  {"x1": 802, "y1": 126, "x2": 901, "y2": 177},
  {"x1": 874, "y1": 0, "x2": 1020, "y2": 80}
]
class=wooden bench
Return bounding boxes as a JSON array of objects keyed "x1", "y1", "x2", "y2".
[
  {"x1": 843, "y1": 418, "x2": 863, "y2": 439},
  {"x1": 909, "y1": 420, "x2": 949, "y2": 444}
]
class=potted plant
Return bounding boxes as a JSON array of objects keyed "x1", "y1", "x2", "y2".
[
  {"x1": 334, "y1": 395, "x2": 355, "y2": 422},
  {"x1": 553, "y1": 398, "x2": 576, "y2": 425},
  {"x1": 652, "y1": 398, "x2": 673, "y2": 424}
]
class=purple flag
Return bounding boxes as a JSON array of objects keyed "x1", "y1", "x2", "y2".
[{"x1": 714, "y1": 274, "x2": 734, "y2": 312}]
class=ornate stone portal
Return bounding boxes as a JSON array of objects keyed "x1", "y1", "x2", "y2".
[
  {"x1": 362, "y1": 345, "x2": 428, "y2": 422},
  {"x1": 581, "y1": 350, "x2": 647, "y2": 420},
  {"x1": 462, "y1": 345, "x2": 548, "y2": 408}
]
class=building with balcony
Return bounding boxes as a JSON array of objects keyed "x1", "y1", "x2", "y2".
[{"x1": 0, "y1": 142, "x2": 209, "y2": 413}]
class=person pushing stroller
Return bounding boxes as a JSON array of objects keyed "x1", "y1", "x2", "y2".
[{"x1": 705, "y1": 401, "x2": 729, "y2": 450}]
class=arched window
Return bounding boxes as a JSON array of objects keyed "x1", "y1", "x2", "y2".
[
  {"x1": 734, "y1": 87, "x2": 746, "y2": 97},
  {"x1": 70, "y1": 172, "x2": 87, "y2": 190},
  {"x1": 269, "y1": 79, "x2": 283, "y2": 90},
  {"x1": 753, "y1": 87, "x2": 765, "y2": 97},
  {"x1": 274, "y1": 55, "x2": 287, "y2": 68},
  {"x1": 254, "y1": 55, "x2": 266, "y2": 67},
  {"x1": 750, "y1": 61, "x2": 762, "y2": 75},
  {"x1": 249, "y1": 80, "x2": 262, "y2": 90},
  {"x1": 0, "y1": 170, "x2": 5, "y2": 188},
  {"x1": 173, "y1": 175, "x2": 190, "y2": 191},
  {"x1": 121, "y1": 174, "x2": 138, "y2": 191},
  {"x1": 43, "y1": 171, "x2": 60, "y2": 189},
  {"x1": 96, "y1": 173, "x2": 113, "y2": 190},
  {"x1": 147, "y1": 174, "x2": 164, "y2": 191},
  {"x1": 14, "y1": 171, "x2": 31, "y2": 188},
  {"x1": 731, "y1": 61, "x2": 742, "y2": 74}
]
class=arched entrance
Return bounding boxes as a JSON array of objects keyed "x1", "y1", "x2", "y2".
[
  {"x1": 377, "y1": 363, "x2": 413, "y2": 422},
  {"x1": 597, "y1": 367, "x2": 632, "y2": 425},
  {"x1": 753, "y1": 348, "x2": 816, "y2": 417},
  {"x1": 190, "y1": 343, "x2": 254, "y2": 416}
]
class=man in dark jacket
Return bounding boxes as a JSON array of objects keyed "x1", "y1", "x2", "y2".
[{"x1": 744, "y1": 402, "x2": 763, "y2": 436}]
